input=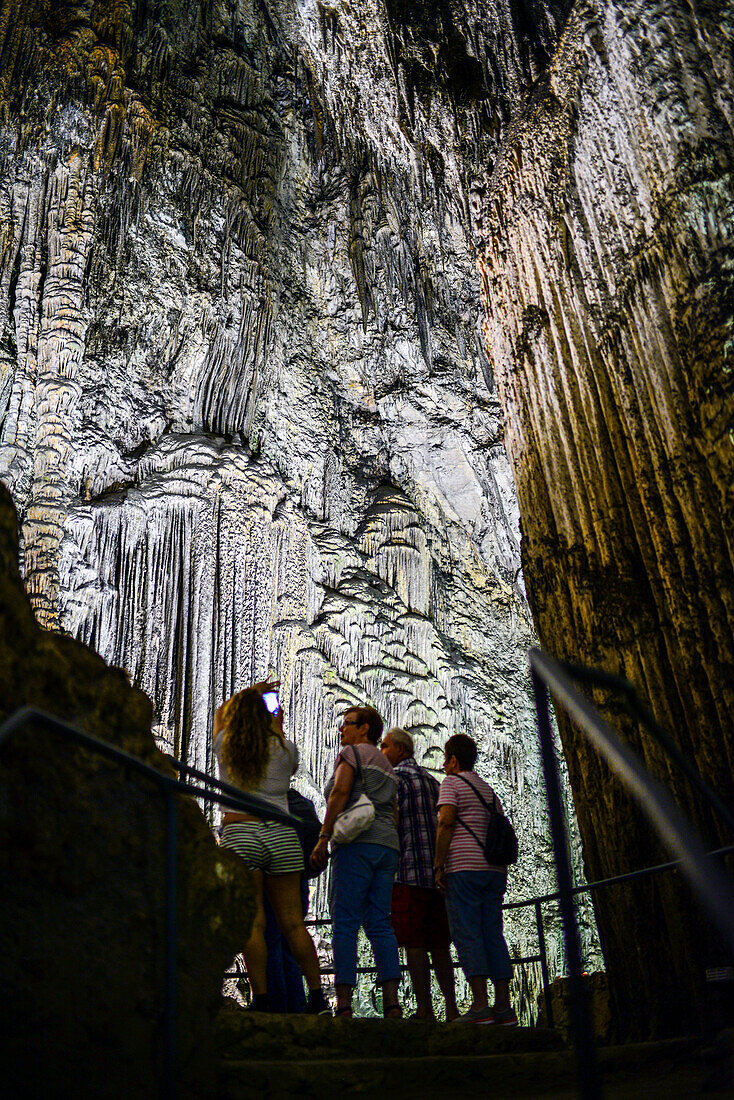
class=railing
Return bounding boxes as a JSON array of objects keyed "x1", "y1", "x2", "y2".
[
  {"x1": 529, "y1": 647, "x2": 734, "y2": 1100},
  {"x1": 220, "y1": 848, "x2": 732, "y2": 1029},
  {"x1": 0, "y1": 706, "x2": 306, "y2": 1100},
  {"x1": 5, "y1": 668, "x2": 733, "y2": 1100}
]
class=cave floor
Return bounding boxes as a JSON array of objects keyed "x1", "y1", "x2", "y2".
[{"x1": 215, "y1": 1006, "x2": 734, "y2": 1098}]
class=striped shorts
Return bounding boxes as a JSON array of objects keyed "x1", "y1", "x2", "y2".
[{"x1": 220, "y1": 822, "x2": 304, "y2": 875}]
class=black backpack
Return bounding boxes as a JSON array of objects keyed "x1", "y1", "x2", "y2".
[
  {"x1": 454, "y1": 775, "x2": 518, "y2": 867},
  {"x1": 288, "y1": 789, "x2": 324, "y2": 879}
]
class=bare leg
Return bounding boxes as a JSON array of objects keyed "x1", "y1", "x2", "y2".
[
  {"x1": 492, "y1": 977, "x2": 511, "y2": 1012},
  {"x1": 406, "y1": 948, "x2": 434, "y2": 1018},
  {"x1": 264, "y1": 873, "x2": 322, "y2": 991},
  {"x1": 430, "y1": 945, "x2": 459, "y2": 1021},
  {"x1": 468, "y1": 975, "x2": 489, "y2": 1011},
  {"x1": 241, "y1": 869, "x2": 268, "y2": 995},
  {"x1": 335, "y1": 983, "x2": 353, "y2": 1015},
  {"x1": 381, "y1": 977, "x2": 401, "y2": 1016}
]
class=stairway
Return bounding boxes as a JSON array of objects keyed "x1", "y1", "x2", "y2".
[{"x1": 215, "y1": 1002, "x2": 721, "y2": 1099}]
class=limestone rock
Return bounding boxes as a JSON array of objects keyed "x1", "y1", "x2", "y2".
[
  {"x1": 0, "y1": 0, "x2": 596, "y2": 1017},
  {"x1": 476, "y1": 0, "x2": 734, "y2": 1038}
]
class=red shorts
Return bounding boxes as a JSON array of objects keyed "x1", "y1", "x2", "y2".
[{"x1": 390, "y1": 882, "x2": 451, "y2": 950}]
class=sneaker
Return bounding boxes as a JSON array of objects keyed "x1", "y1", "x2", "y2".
[
  {"x1": 451, "y1": 1006, "x2": 494, "y2": 1024},
  {"x1": 487, "y1": 1006, "x2": 519, "y2": 1026}
]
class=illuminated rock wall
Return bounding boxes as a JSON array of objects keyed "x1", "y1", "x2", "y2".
[{"x1": 0, "y1": 0, "x2": 593, "y2": 1017}]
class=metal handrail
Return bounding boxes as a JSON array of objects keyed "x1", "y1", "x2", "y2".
[
  {"x1": 0, "y1": 706, "x2": 304, "y2": 1100},
  {"x1": 289, "y1": 842, "x2": 734, "y2": 1022},
  {"x1": 529, "y1": 647, "x2": 734, "y2": 1100},
  {"x1": 168, "y1": 754, "x2": 317, "y2": 836},
  {"x1": 6, "y1": 687, "x2": 732, "y2": 1098},
  {"x1": 503, "y1": 842, "x2": 734, "y2": 908}
]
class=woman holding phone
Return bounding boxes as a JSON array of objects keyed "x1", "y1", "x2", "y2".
[{"x1": 214, "y1": 680, "x2": 329, "y2": 1014}]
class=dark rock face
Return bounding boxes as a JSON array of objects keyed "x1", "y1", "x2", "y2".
[
  {"x1": 0, "y1": 484, "x2": 254, "y2": 1097},
  {"x1": 476, "y1": 0, "x2": 734, "y2": 1038}
]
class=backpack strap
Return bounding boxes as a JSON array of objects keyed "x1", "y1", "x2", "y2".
[
  {"x1": 452, "y1": 774, "x2": 496, "y2": 856},
  {"x1": 455, "y1": 772, "x2": 497, "y2": 814}
]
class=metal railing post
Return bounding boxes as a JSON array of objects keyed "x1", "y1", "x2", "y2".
[
  {"x1": 535, "y1": 899, "x2": 554, "y2": 1030},
  {"x1": 531, "y1": 667, "x2": 601, "y2": 1098},
  {"x1": 163, "y1": 785, "x2": 177, "y2": 1100}
]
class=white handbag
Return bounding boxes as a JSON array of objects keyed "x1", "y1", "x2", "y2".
[{"x1": 331, "y1": 747, "x2": 375, "y2": 844}]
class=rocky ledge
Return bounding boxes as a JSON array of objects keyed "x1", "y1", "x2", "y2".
[{"x1": 0, "y1": 481, "x2": 255, "y2": 1099}]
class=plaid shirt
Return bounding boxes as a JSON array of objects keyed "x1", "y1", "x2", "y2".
[{"x1": 394, "y1": 757, "x2": 440, "y2": 888}]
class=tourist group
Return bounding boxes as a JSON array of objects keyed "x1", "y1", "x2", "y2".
[{"x1": 214, "y1": 681, "x2": 518, "y2": 1024}]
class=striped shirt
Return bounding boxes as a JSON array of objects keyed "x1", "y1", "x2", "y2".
[
  {"x1": 437, "y1": 772, "x2": 505, "y2": 874},
  {"x1": 394, "y1": 757, "x2": 440, "y2": 888}
]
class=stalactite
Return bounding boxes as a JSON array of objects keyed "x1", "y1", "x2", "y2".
[{"x1": 0, "y1": 0, "x2": 604, "y2": 1019}]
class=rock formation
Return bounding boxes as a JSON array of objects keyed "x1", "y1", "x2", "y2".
[
  {"x1": 0, "y1": 0, "x2": 589, "y2": 1019},
  {"x1": 0, "y1": 483, "x2": 254, "y2": 1097},
  {"x1": 2, "y1": 0, "x2": 730, "y2": 1046},
  {"x1": 475, "y1": 0, "x2": 734, "y2": 1037}
]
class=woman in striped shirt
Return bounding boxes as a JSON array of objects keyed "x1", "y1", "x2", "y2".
[{"x1": 435, "y1": 733, "x2": 517, "y2": 1026}]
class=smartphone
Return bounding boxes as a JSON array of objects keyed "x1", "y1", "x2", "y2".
[{"x1": 262, "y1": 690, "x2": 280, "y2": 716}]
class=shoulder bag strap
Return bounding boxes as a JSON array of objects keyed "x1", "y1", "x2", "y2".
[{"x1": 350, "y1": 744, "x2": 363, "y2": 778}]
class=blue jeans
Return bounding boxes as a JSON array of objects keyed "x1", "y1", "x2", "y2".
[
  {"x1": 264, "y1": 877, "x2": 310, "y2": 1012},
  {"x1": 330, "y1": 842, "x2": 400, "y2": 986},
  {"x1": 445, "y1": 870, "x2": 513, "y2": 981}
]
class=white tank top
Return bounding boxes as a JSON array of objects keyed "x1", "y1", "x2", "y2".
[{"x1": 214, "y1": 731, "x2": 299, "y2": 814}]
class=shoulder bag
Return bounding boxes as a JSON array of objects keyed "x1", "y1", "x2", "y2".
[
  {"x1": 331, "y1": 746, "x2": 376, "y2": 844},
  {"x1": 454, "y1": 774, "x2": 518, "y2": 866}
]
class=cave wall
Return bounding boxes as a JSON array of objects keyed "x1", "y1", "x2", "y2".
[
  {"x1": 7, "y1": 0, "x2": 729, "y2": 1044},
  {"x1": 475, "y1": 0, "x2": 734, "y2": 1037},
  {"x1": 0, "y1": 0, "x2": 594, "y2": 1010}
]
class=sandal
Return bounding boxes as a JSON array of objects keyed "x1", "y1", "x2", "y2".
[
  {"x1": 334, "y1": 1005, "x2": 353, "y2": 1018},
  {"x1": 383, "y1": 1004, "x2": 402, "y2": 1019}
]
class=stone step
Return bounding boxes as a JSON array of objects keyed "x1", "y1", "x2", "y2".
[
  {"x1": 217, "y1": 1039, "x2": 711, "y2": 1100},
  {"x1": 215, "y1": 1005, "x2": 563, "y2": 1063}
]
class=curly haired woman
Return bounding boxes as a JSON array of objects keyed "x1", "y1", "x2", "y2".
[{"x1": 214, "y1": 681, "x2": 329, "y2": 1014}]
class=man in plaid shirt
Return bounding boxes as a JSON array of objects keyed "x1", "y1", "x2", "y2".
[{"x1": 381, "y1": 728, "x2": 458, "y2": 1020}]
